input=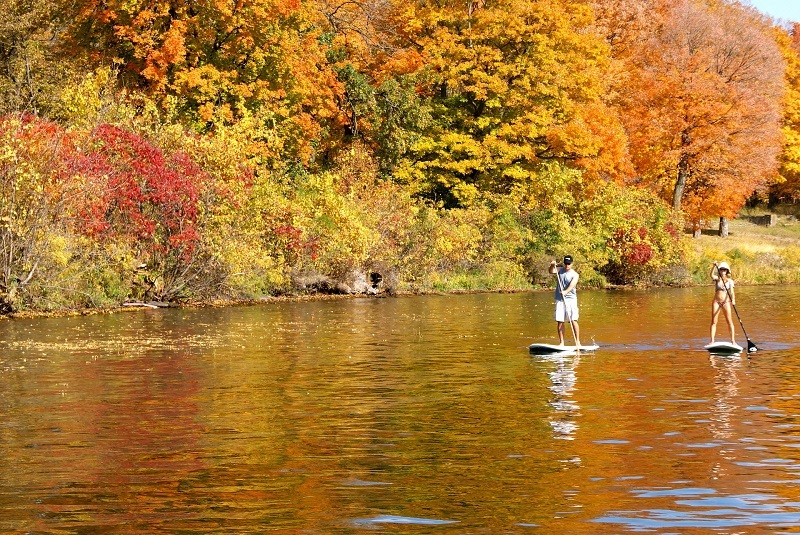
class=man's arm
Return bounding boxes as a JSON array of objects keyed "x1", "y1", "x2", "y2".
[{"x1": 564, "y1": 272, "x2": 579, "y2": 294}]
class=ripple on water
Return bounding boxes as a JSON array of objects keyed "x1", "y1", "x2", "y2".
[
  {"x1": 339, "y1": 479, "x2": 392, "y2": 487},
  {"x1": 351, "y1": 514, "x2": 459, "y2": 526},
  {"x1": 4, "y1": 289, "x2": 800, "y2": 533},
  {"x1": 594, "y1": 491, "x2": 800, "y2": 530},
  {"x1": 633, "y1": 488, "x2": 716, "y2": 498}
]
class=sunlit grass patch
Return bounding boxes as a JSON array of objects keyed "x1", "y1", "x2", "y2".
[{"x1": 691, "y1": 212, "x2": 800, "y2": 284}]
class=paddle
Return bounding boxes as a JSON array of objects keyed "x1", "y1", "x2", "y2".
[
  {"x1": 714, "y1": 262, "x2": 758, "y2": 353},
  {"x1": 554, "y1": 262, "x2": 580, "y2": 349}
]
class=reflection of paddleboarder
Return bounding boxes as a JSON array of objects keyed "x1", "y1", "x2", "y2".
[
  {"x1": 549, "y1": 256, "x2": 581, "y2": 347},
  {"x1": 548, "y1": 354, "x2": 580, "y2": 440},
  {"x1": 708, "y1": 353, "x2": 740, "y2": 440}
]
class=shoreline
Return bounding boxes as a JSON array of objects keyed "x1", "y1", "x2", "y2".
[
  {"x1": 2, "y1": 206, "x2": 797, "y2": 322},
  {"x1": 0, "y1": 279, "x2": 777, "y2": 321}
]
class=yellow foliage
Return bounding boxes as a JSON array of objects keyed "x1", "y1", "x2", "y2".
[
  {"x1": 53, "y1": 68, "x2": 136, "y2": 128},
  {"x1": 397, "y1": 0, "x2": 623, "y2": 205}
]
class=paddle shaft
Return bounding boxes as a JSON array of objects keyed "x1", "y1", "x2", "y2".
[
  {"x1": 554, "y1": 264, "x2": 579, "y2": 345},
  {"x1": 714, "y1": 263, "x2": 757, "y2": 352}
]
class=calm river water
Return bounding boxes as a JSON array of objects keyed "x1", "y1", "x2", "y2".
[{"x1": 1, "y1": 285, "x2": 800, "y2": 533}]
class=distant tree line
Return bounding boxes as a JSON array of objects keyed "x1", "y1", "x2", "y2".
[{"x1": 0, "y1": 0, "x2": 797, "y2": 312}]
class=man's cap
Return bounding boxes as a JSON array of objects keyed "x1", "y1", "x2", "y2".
[{"x1": 563, "y1": 255, "x2": 573, "y2": 265}]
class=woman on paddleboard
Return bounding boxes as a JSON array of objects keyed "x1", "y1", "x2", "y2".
[
  {"x1": 549, "y1": 256, "x2": 581, "y2": 347},
  {"x1": 710, "y1": 261, "x2": 736, "y2": 345}
]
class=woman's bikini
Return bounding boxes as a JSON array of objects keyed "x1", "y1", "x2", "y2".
[{"x1": 715, "y1": 278, "x2": 732, "y2": 306}]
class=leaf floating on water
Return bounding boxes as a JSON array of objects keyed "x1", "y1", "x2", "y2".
[{"x1": 1, "y1": 332, "x2": 227, "y2": 357}]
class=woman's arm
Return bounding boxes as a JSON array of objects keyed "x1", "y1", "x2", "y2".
[
  {"x1": 729, "y1": 285, "x2": 736, "y2": 306},
  {"x1": 710, "y1": 262, "x2": 719, "y2": 281}
]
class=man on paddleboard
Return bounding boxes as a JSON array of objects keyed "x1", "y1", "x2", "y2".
[{"x1": 549, "y1": 256, "x2": 581, "y2": 347}]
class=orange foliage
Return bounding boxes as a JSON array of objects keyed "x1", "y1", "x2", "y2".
[
  {"x1": 547, "y1": 101, "x2": 632, "y2": 184},
  {"x1": 65, "y1": 0, "x2": 344, "y2": 164},
  {"x1": 600, "y1": 0, "x2": 784, "y2": 227}
]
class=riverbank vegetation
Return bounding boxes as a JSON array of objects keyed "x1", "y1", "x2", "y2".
[
  {"x1": 1, "y1": 0, "x2": 800, "y2": 314},
  {"x1": 690, "y1": 207, "x2": 800, "y2": 286}
]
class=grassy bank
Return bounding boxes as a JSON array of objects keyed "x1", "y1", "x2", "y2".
[{"x1": 688, "y1": 207, "x2": 800, "y2": 285}]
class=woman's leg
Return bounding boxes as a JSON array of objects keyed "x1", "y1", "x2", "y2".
[
  {"x1": 710, "y1": 301, "x2": 721, "y2": 343},
  {"x1": 723, "y1": 303, "x2": 736, "y2": 343}
]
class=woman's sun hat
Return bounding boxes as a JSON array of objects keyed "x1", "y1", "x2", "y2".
[{"x1": 718, "y1": 261, "x2": 731, "y2": 273}]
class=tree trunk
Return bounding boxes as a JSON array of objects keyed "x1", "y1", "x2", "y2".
[
  {"x1": 673, "y1": 134, "x2": 691, "y2": 211},
  {"x1": 673, "y1": 160, "x2": 687, "y2": 210},
  {"x1": 718, "y1": 216, "x2": 729, "y2": 238}
]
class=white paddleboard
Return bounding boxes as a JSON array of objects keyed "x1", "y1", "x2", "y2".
[
  {"x1": 704, "y1": 341, "x2": 743, "y2": 354},
  {"x1": 529, "y1": 343, "x2": 599, "y2": 355}
]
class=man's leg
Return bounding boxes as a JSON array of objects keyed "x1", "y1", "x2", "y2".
[{"x1": 571, "y1": 320, "x2": 581, "y2": 347}]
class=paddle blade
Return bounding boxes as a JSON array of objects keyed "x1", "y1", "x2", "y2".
[{"x1": 747, "y1": 339, "x2": 759, "y2": 353}]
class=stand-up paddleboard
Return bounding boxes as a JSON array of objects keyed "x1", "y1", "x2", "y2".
[
  {"x1": 529, "y1": 343, "x2": 599, "y2": 355},
  {"x1": 704, "y1": 341, "x2": 743, "y2": 354}
]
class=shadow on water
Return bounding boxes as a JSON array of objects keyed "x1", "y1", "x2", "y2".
[{"x1": 0, "y1": 286, "x2": 800, "y2": 532}]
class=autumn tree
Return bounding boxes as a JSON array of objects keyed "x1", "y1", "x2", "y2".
[
  {"x1": 0, "y1": 116, "x2": 83, "y2": 312},
  {"x1": 315, "y1": 0, "x2": 397, "y2": 55},
  {"x1": 607, "y1": 0, "x2": 784, "y2": 232},
  {"x1": 73, "y1": 124, "x2": 214, "y2": 301},
  {"x1": 63, "y1": 0, "x2": 344, "y2": 165},
  {"x1": 772, "y1": 23, "x2": 800, "y2": 202},
  {"x1": 589, "y1": 0, "x2": 663, "y2": 57},
  {"x1": 386, "y1": 0, "x2": 630, "y2": 207},
  {"x1": 0, "y1": 0, "x2": 81, "y2": 115}
]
